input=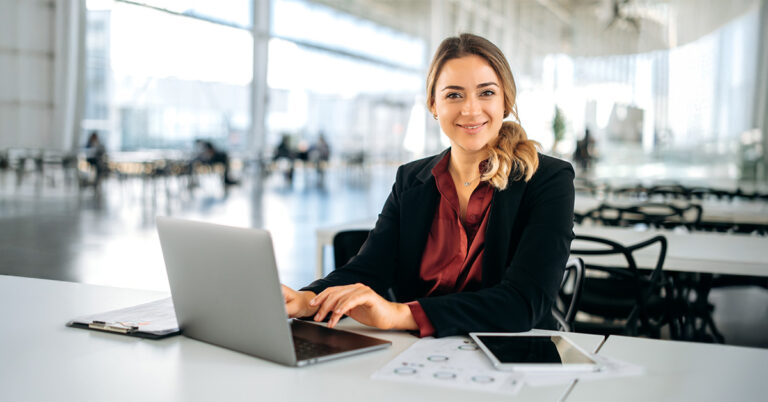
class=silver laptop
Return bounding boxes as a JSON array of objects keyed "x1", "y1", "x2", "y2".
[{"x1": 156, "y1": 217, "x2": 391, "y2": 367}]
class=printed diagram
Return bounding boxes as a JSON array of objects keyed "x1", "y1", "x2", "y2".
[{"x1": 372, "y1": 336, "x2": 524, "y2": 395}]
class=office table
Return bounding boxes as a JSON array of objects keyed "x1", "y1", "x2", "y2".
[
  {"x1": 573, "y1": 225, "x2": 768, "y2": 277},
  {"x1": 0, "y1": 275, "x2": 607, "y2": 402},
  {"x1": 567, "y1": 335, "x2": 768, "y2": 402},
  {"x1": 317, "y1": 221, "x2": 768, "y2": 278},
  {"x1": 574, "y1": 196, "x2": 768, "y2": 225}
]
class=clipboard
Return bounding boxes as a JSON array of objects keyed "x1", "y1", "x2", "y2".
[{"x1": 67, "y1": 297, "x2": 180, "y2": 339}]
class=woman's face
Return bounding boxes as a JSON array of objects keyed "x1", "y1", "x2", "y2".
[{"x1": 432, "y1": 55, "x2": 505, "y2": 157}]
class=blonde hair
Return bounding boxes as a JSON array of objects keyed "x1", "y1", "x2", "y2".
[{"x1": 426, "y1": 33, "x2": 540, "y2": 189}]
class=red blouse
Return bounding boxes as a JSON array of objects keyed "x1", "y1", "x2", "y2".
[{"x1": 406, "y1": 154, "x2": 493, "y2": 337}]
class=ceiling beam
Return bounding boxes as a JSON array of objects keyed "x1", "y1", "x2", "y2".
[{"x1": 534, "y1": 0, "x2": 572, "y2": 25}]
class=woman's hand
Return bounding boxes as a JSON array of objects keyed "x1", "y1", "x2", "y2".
[
  {"x1": 281, "y1": 285, "x2": 317, "y2": 318},
  {"x1": 310, "y1": 283, "x2": 417, "y2": 330}
]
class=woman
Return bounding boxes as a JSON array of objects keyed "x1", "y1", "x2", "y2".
[{"x1": 283, "y1": 33, "x2": 575, "y2": 338}]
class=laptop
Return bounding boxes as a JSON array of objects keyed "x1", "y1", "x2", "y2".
[{"x1": 156, "y1": 217, "x2": 391, "y2": 367}]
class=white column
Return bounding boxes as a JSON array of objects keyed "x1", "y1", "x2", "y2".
[
  {"x1": 755, "y1": 0, "x2": 768, "y2": 179},
  {"x1": 427, "y1": 0, "x2": 448, "y2": 154},
  {"x1": 249, "y1": 0, "x2": 270, "y2": 161},
  {"x1": 53, "y1": 0, "x2": 86, "y2": 152},
  {"x1": 429, "y1": 0, "x2": 446, "y2": 58}
]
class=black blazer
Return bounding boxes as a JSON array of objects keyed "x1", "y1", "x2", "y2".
[{"x1": 303, "y1": 149, "x2": 575, "y2": 337}]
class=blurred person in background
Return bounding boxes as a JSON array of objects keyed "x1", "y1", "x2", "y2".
[
  {"x1": 85, "y1": 131, "x2": 107, "y2": 188},
  {"x1": 273, "y1": 134, "x2": 296, "y2": 183},
  {"x1": 194, "y1": 139, "x2": 237, "y2": 186},
  {"x1": 573, "y1": 127, "x2": 596, "y2": 171},
  {"x1": 310, "y1": 133, "x2": 331, "y2": 182}
]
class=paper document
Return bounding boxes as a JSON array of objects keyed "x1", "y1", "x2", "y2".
[
  {"x1": 523, "y1": 354, "x2": 644, "y2": 387},
  {"x1": 372, "y1": 335, "x2": 644, "y2": 393},
  {"x1": 372, "y1": 336, "x2": 524, "y2": 395},
  {"x1": 68, "y1": 297, "x2": 179, "y2": 338}
]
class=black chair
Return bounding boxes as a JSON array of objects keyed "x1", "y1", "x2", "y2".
[
  {"x1": 647, "y1": 184, "x2": 691, "y2": 200},
  {"x1": 569, "y1": 234, "x2": 681, "y2": 339},
  {"x1": 609, "y1": 184, "x2": 651, "y2": 199},
  {"x1": 687, "y1": 187, "x2": 734, "y2": 201},
  {"x1": 332, "y1": 230, "x2": 370, "y2": 269},
  {"x1": 573, "y1": 178, "x2": 607, "y2": 197},
  {"x1": 582, "y1": 202, "x2": 702, "y2": 230},
  {"x1": 553, "y1": 258, "x2": 585, "y2": 332},
  {"x1": 332, "y1": 229, "x2": 397, "y2": 301},
  {"x1": 674, "y1": 272, "x2": 768, "y2": 343}
]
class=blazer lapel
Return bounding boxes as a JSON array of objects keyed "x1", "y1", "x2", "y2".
[
  {"x1": 400, "y1": 181, "x2": 439, "y2": 269},
  {"x1": 398, "y1": 153, "x2": 444, "y2": 299},
  {"x1": 482, "y1": 178, "x2": 526, "y2": 287}
]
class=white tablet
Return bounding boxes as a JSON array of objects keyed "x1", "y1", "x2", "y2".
[{"x1": 469, "y1": 332, "x2": 600, "y2": 372}]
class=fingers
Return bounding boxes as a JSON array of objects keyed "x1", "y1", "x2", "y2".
[
  {"x1": 312, "y1": 284, "x2": 386, "y2": 328},
  {"x1": 311, "y1": 285, "x2": 358, "y2": 323},
  {"x1": 281, "y1": 285, "x2": 316, "y2": 318},
  {"x1": 281, "y1": 284, "x2": 295, "y2": 302},
  {"x1": 328, "y1": 294, "x2": 365, "y2": 328}
]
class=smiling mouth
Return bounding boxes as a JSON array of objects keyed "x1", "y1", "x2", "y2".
[{"x1": 458, "y1": 122, "x2": 487, "y2": 129}]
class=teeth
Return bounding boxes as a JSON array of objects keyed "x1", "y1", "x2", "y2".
[{"x1": 464, "y1": 124, "x2": 482, "y2": 129}]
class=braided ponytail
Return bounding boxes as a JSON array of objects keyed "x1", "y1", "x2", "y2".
[{"x1": 482, "y1": 121, "x2": 540, "y2": 190}]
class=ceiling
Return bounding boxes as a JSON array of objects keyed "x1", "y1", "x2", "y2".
[{"x1": 307, "y1": 0, "x2": 761, "y2": 58}]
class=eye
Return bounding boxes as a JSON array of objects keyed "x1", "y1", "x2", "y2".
[
  {"x1": 445, "y1": 92, "x2": 463, "y2": 99},
  {"x1": 480, "y1": 89, "x2": 495, "y2": 97}
]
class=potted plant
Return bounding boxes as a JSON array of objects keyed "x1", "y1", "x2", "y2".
[{"x1": 552, "y1": 106, "x2": 566, "y2": 154}]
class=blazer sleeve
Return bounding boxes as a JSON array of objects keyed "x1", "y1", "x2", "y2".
[
  {"x1": 417, "y1": 163, "x2": 575, "y2": 337},
  {"x1": 300, "y1": 166, "x2": 403, "y2": 297}
]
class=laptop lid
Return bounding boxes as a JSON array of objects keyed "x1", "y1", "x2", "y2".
[
  {"x1": 156, "y1": 217, "x2": 390, "y2": 367},
  {"x1": 156, "y1": 217, "x2": 298, "y2": 366}
]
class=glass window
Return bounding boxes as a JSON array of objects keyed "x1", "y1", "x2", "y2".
[
  {"x1": 267, "y1": 0, "x2": 426, "y2": 163},
  {"x1": 83, "y1": 1, "x2": 252, "y2": 151}
]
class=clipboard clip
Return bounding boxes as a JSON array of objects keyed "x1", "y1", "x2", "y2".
[{"x1": 88, "y1": 320, "x2": 139, "y2": 334}]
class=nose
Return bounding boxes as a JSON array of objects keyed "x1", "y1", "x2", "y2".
[{"x1": 461, "y1": 95, "x2": 481, "y2": 116}]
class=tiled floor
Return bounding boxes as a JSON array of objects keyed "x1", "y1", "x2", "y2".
[{"x1": 1, "y1": 159, "x2": 766, "y2": 348}]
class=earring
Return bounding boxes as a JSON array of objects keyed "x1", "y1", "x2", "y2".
[{"x1": 433, "y1": 114, "x2": 438, "y2": 120}]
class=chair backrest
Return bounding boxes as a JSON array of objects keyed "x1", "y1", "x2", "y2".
[
  {"x1": 584, "y1": 202, "x2": 702, "y2": 229},
  {"x1": 688, "y1": 186, "x2": 733, "y2": 201},
  {"x1": 553, "y1": 257, "x2": 585, "y2": 332},
  {"x1": 570, "y1": 234, "x2": 670, "y2": 337},
  {"x1": 647, "y1": 184, "x2": 690, "y2": 199},
  {"x1": 331, "y1": 229, "x2": 397, "y2": 302},
  {"x1": 332, "y1": 230, "x2": 370, "y2": 269},
  {"x1": 609, "y1": 184, "x2": 651, "y2": 198}
]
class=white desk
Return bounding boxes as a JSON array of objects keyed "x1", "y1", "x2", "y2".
[
  {"x1": 574, "y1": 226, "x2": 768, "y2": 277},
  {"x1": 567, "y1": 335, "x2": 768, "y2": 402},
  {"x1": 0, "y1": 275, "x2": 606, "y2": 402},
  {"x1": 574, "y1": 196, "x2": 768, "y2": 225},
  {"x1": 316, "y1": 221, "x2": 768, "y2": 278}
]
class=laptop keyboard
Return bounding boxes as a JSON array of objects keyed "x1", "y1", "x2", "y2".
[{"x1": 293, "y1": 336, "x2": 344, "y2": 360}]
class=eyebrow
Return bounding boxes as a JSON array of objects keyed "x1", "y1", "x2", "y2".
[{"x1": 441, "y1": 82, "x2": 499, "y2": 91}]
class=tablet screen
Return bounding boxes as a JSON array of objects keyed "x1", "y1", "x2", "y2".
[
  {"x1": 474, "y1": 335, "x2": 595, "y2": 366},
  {"x1": 476, "y1": 335, "x2": 562, "y2": 363}
]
